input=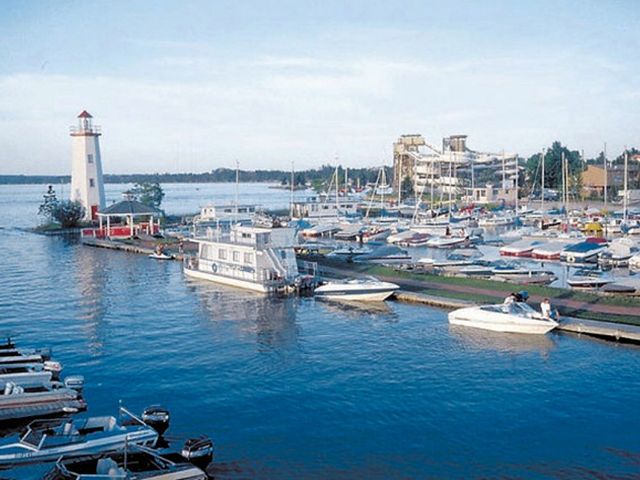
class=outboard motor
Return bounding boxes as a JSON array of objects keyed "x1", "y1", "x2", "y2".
[
  {"x1": 44, "y1": 361, "x2": 63, "y2": 380},
  {"x1": 181, "y1": 435, "x2": 214, "y2": 470},
  {"x1": 36, "y1": 347, "x2": 52, "y2": 361},
  {"x1": 142, "y1": 405, "x2": 170, "y2": 435},
  {"x1": 64, "y1": 375, "x2": 85, "y2": 393}
]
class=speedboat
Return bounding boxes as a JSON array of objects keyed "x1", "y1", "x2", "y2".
[
  {"x1": 315, "y1": 278, "x2": 400, "y2": 301},
  {"x1": 448, "y1": 303, "x2": 558, "y2": 334},
  {"x1": 416, "y1": 254, "x2": 475, "y2": 272},
  {"x1": 326, "y1": 245, "x2": 372, "y2": 259},
  {"x1": 46, "y1": 439, "x2": 213, "y2": 479},
  {"x1": 0, "y1": 408, "x2": 158, "y2": 466},
  {"x1": 148, "y1": 252, "x2": 173, "y2": 260},
  {"x1": 0, "y1": 378, "x2": 86, "y2": 422},
  {"x1": 478, "y1": 215, "x2": 515, "y2": 227},
  {"x1": 567, "y1": 269, "x2": 613, "y2": 289},
  {"x1": 425, "y1": 236, "x2": 467, "y2": 249},
  {"x1": 353, "y1": 245, "x2": 411, "y2": 264}
]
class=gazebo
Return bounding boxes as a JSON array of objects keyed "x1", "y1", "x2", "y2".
[{"x1": 95, "y1": 199, "x2": 163, "y2": 239}]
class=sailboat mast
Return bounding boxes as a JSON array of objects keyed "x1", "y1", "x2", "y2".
[
  {"x1": 561, "y1": 151, "x2": 566, "y2": 212},
  {"x1": 290, "y1": 161, "x2": 294, "y2": 218},
  {"x1": 448, "y1": 154, "x2": 453, "y2": 220},
  {"x1": 604, "y1": 142, "x2": 608, "y2": 210},
  {"x1": 624, "y1": 149, "x2": 629, "y2": 223},
  {"x1": 335, "y1": 165, "x2": 339, "y2": 217},
  {"x1": 541, "y1": 149, "x2": 545, "y2": 216},
  {"x1": 234, "y1": 160, "x2": 239, "y2": 225}
]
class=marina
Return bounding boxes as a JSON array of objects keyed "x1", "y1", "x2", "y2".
[
  {"x1": 3, "y1": 2, "x2": 640, "y2": 476},
  {"x1": 2, "y1": 183, "x2": 640, "y2": 478}
]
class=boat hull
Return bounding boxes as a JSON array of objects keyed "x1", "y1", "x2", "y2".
[
  {"x1": 315, "y1": 289, "x2": 397, "y2": 301},
  {"x1": 184, "y1": 267, "x2": 274, "y2": 294},
  {"x1": 448, "y1": 308, "x2": 558, "y2": 335}
]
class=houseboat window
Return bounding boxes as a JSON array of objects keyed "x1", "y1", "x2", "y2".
[
  {"x1": 89, "y1": 178, "x2": 95, "y2": 187},
  {"x1": 242, "y1": 233, "x2": 251, "y2": 239},
  {"x1": 233, "y1": 251, "x2": 240, "y2": 262},
  {"x1": 87, "y1": 154, "x2": 94, "y2": 163},
  {"x1": 280, "y1": 251, "x2": 287, "y2": 260},
  {"x1": 244, "y1": 253, "x2": 253, "y2": 263},
  {"x1": 218, "y1": 249, "x2": 227, "y2": 260}
]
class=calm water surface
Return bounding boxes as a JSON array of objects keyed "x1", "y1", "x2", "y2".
[{"x1": 0, "y1": 184, "x2": 639, "y2": 479}]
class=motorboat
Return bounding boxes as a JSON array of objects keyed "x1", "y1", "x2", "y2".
[
  {"x1": 478, "y1": 215, "x2": 515, "y2": 227},
  {"x1": 630, "y1": 253, "x2": 640, "y2": 271},
  {"x1": 425, "y1": 236, "x2": 468, "y2": 249},
  {"x1": 560, "y1": 241, "x2": 606, "y2": 264},
  {"x1": 402, "y1": 233, "x2": 431, "y2": 247},
  {"x1": 315, "y1": 278, "x2": 400, "y2": 301},
  {"x1": 567, "y1": 269, "x2": 613, "y2": 289},
  {"x1": 598, "y1": 238, "x2": 637, "y2": 268},
  {"x1": 490, "y1": 265, "x2": 556, "y2": 285},
  {"x1": 0, "y1": 364, "x2": 54, "y2": 388},
  {"x1": 416, "y1": 254, "x2": 475, "y2": 272},
  {"x1": 0, "y1": 408, "x2": 158, "y2": 466},
  {"x1": 531, "y1": 242, "x2": 566, "y2": 260},
  {"x1": 0, "y1": 377, "x2": 86, "y2": 422},
  {"x1": 148, "y1": 252, "x2": 173, "y2": 260},
  {"x1": 326, "y1": 245, "x2": 372, "y2": 259},
  {"x1": 46, "y1": 439, "x2": 213, "y2": 479},
  {"x1": 386, "y1": 229, "x2": 416, "y2": 244},
  {"x1": 448, "y1": 302, "x2": 558, "y2": 334},
  {"x1": 353, "y1": 245, "x2": 411, "y2": 264}
]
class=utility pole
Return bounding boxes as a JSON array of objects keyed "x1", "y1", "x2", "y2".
[
  {"x1": 624, "y1": 148, "x2": 629, "y2": 223},
  {"x1": 290, "y1": 161, "x2": 294, "y2": 218},
  {"x1": 541, "y1": 148, "x2": 545, "y2": 216}
]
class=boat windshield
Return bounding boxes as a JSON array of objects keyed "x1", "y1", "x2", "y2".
[{"x1": 482, "y1": 303, "x2": 537, "y2": 316}]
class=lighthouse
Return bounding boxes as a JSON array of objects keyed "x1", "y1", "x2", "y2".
[{"x1": 70, "y1": 110, "x2": 105, "y2": 221}]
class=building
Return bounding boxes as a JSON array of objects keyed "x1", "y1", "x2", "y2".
[
  {"x1": 392, "y1": 133, "x2": 518, "y2": 199},
  {"x1": 70, "y1": 110, "x2": 105, "y2": 221}
]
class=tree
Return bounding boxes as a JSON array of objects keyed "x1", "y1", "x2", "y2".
[
  {"x1": 38, "y1": 198, "x2": 85, "y2": 228},
  {"x1": 525, "y1": 141, "x2": 584, "y2": 193},
  {"x1": 401, "y1": 175, "x2": 414, "y2": 197},
  {"x1": 132, "y1": 182, "x2": 164, "y2": 208}
]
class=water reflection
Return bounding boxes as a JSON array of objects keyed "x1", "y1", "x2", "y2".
[
  {"x1": 449, "y1": 325, "x2": 556, "y2": 356},
  {"x1": 72, "y1": 246, "x2": 109, "y2": 354},
  {"x1": 189, "y1": 281, "x2": 300, "y2": 351},
  {"x1": 317, "y1": 299, "x2": 396, "y2": 320}
]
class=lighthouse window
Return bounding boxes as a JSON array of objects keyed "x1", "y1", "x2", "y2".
[
  {"x1": 87, "y1": 154, "x2": 94, "y2": 163},
  {"x1": 89, "y1": 178, "x2": 95, "y2": 187}
]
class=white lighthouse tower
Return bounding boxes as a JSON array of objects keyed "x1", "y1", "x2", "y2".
[{"x1": 70, "y1": 110, "x2": 106, "y2": 221}]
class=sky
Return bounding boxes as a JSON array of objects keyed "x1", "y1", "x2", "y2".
[{"x1": 1, "y1": 0, "x2": 639, "y2": 174}]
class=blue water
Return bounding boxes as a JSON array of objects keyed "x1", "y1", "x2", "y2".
[{"x1": 1, "y1": 184, "x2": 639, "y2": 479}]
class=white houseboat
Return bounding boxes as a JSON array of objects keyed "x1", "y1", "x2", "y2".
[{"x1": 184, "y1": 225, "x2": 301, "y2": 293}]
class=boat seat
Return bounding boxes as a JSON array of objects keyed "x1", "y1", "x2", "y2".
[{"x1": 96, "y1": 457, "x2": 126, "y2": 477}]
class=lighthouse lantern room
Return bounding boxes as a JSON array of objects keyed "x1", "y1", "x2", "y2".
[{"x1": 70, "y1": 110, "x2": 106, "y2": 221}]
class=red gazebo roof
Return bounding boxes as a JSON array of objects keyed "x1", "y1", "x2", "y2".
[{"x1": 77, "y1": 110, "x2": 93, "y2": 118}]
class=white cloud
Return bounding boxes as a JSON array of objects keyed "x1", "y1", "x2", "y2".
[{"x1": 1, "y1": 48, "x2": 639, "y2": 174}]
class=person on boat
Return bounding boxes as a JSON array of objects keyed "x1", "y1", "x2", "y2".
[
  {"x1": 503, "y1": 293, "x2": 517, "y2": 306},
  {"x1": 514, "y1": 291, "x2": 529, "y2": 303},
  {"x1": 540, "y1": 298, "x2": 558, "y2": 320}
]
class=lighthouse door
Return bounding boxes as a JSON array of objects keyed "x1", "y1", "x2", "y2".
[{"x1": 91, "y1": 205, "x2": 98, "y2": 220}]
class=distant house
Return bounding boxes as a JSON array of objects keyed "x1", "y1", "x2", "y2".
[{"x1": 582, "y1": 163, "x2": 640, "y2": 197}]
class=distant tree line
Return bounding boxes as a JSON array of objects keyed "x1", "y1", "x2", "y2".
[{"x1": 0, "y1": 165, "x2": 386, "y2": 186}]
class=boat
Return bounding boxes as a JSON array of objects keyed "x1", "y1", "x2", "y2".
[
  {"x1": 531, "y1": 242, "x2": 566, "y2": 260},
  {"x1": 448, "y1": 302, "x2": 558, "y2": 334},
  {"x1": 403, "y1": 233, "x2": 431, "y2": 247},
  {"x1": 567, "y1": 269, "x2": 613, "y2": 289},
  {"x1": 0, "y1": 377, "x2": 86, "y2": 422},
  {"x1": 45, "y1": 439, "x2": 213, "y2": 479},
  {"x1": 499, "y1": 239, "x2": 540, "y2": 257},
  {"x1": 326, "y1": 245, "x2": 372, "y2": 259},
  {"x1": 598, "y1": 238, "x2": 637, "y2": 268},
  {"x1": 630, "y1": 253, "x2": 640, "y2": 271},
  {"x1": 386, "y1": 229, "x2": 416, "y2": 244},
  {"x1": 416, "y1": 254, "x2": 475, "y2": 272},
  {"x1": 353, "y1": 245, "x2": 411, "y2": 264},
  {"x1": 314, "y1": 278, "x2": 400, "y2": 301},
  {"x1": 560, "y1": 241, "x2": 606, "y2": 264},
  {"x1": 0, "y1": 364, "x2": 54, "y2": 388},
  {"x1": 148, "y1": 252, "x2": 173, "y2": 260},
  {"x1": 490, "y1": 265, "x2": 556, "y2": 285},
  {"x1": 0, "y1": 408, "x2": 158, "y2": 466},
  {"x1": 478, "y1": 215, "x2": 515, "y2": 227},
  {"x1": 184, "y1": 225, "x2": 302, "y2": 294},
  {"x1": 425, "y1": 236, "x2": 467, "y2": 249}
]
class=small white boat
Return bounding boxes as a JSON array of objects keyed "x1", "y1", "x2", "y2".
[
  {"x1": 499, "y1": 239, "x2": 540, "y2": 257},
  {"x1": 0, "y1": 408, "x2": 158, "y2": 466},
  {"x1": 567, "y1": 269, "x2": 613, "y2": 289},
  {"x1": 315, "y1": 278, "x2": 400, "y2": 301},
  {"x1": 448, "y1": 303, "x2": 558, "y2": 334},
  {"x1": 425, "y1": 236, "x2": 467, "y2": 249},
  {"x1": 478, "y1": 215, "x2": 515, "y2": 227},
  {"x1": 149, "y1": 252, "x2": 173, "y2": 260}
]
